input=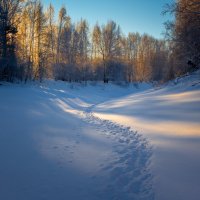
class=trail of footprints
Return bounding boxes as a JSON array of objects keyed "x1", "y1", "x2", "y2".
[
  {"x1": 50, "y1": 106, "x2": 154, "y2": 199},
  {"x1": 83, "y1": 109, "x2": 154, "y2": 200}
]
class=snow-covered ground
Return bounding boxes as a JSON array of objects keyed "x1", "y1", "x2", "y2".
[
  {"x1": 94, "y1": 71, "x2": 200, "y2": 200},
  {"x1": 0, "y1": 71, "x2": 200, "y2": 200}
]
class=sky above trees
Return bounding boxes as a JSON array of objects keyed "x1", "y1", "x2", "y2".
[{"x1": 43, "y1": 0, "x2": 172, "y2": 38}]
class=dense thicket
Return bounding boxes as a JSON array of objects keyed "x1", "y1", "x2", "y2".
[
  {"x1": 164, "y1": 0, "x2": 200, "y2": 78},
  {"x1": 0, "y1": 0, "x2": 199, "y2": 83}
]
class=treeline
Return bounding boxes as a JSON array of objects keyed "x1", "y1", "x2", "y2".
[{"x1": 0, "y1": 0, "x2": 199, "y2": 83}]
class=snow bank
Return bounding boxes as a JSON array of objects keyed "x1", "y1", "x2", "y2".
[{"x1": 93, "y1": 70, "x2": 200, "y2": 200}]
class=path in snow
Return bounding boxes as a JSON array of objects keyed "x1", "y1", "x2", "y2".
[
  {"x1": 82, "y1": 106, "x2": 154, "y2": 200},
  {"x1": 54, "y1": 89, "x2": 155, "y2": 199},
  {"x1": 92, "y1": 71, "x2": 200, "y2": 200},
  {"x1": 0, "y1": 83, "x2": 154, "y2": 200}
]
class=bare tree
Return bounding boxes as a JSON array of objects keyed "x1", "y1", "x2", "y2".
[
  {"x1": 92, "y1": 21, "x2": 121, "y2": 82},
  {"x1": 57, "y1": 6, "x2": 67, "y2": 64}
]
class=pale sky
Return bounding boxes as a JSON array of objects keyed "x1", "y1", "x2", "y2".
[{"x1": 43, "y1": 0, "x2": 173, "y2": 38}]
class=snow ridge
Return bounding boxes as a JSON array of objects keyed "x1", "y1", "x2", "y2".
[{"x1": 82, "y1": 106, "x2": 154, "y2": 200}]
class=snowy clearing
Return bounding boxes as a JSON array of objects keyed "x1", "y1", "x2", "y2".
[
  {"x1": 0, "y1": 71, "x2": 200, "y2": 200},
  {"x1": 0, "y1": 82, "x2": 153, "y2": 200}
]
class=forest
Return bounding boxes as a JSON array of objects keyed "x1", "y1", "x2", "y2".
[
  {"x1": 0, "y1": 1, "x2": 200, "y2": 200},
  {"x1": 0, "y1": 0, "x2": 199, "y2": 83}
]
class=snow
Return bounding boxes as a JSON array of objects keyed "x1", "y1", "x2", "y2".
[
  {"x1": 0, "y1": 71, "x2": 200, "y2": 200},
  {"x1": 94, "y1": 71, "x2": 200, "y2": 200},
  {"x1": 0, "y1": 82, "x2": 153, "y2": 200}
]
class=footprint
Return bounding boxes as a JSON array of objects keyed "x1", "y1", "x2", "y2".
[{"x1": 118, "y1": 139, "x2": 125, "y2": 143}]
